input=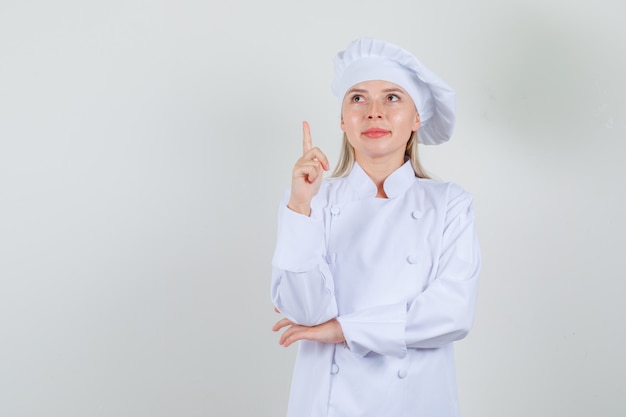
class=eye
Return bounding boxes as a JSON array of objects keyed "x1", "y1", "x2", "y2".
[
  {"x1": 387, "y1": 94, "x2": 399, "y2": 102},
  {"x1": 351, "y1": 94, "x2": 364, "y2": 103}
]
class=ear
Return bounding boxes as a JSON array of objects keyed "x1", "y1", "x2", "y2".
[
  {"x1": 340, "y1": 115, "x2": 346, "y2": 132},
  {"x1": 412, "y1": 112, "x2": 421, "y2": 131}
]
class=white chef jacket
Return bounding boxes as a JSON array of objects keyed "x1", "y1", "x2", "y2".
[{"x1": 271, "y1": 160, "x2": 481, "y2": 417}]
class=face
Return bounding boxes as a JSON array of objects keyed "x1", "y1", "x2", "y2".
[{"x1": 341, "y1": 80, "x2": 420, "y2": 165}]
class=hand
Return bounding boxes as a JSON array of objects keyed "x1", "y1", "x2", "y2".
[
  {"x1": 272, "y1": 316, "x2": 345, "y2": 348},
  {"x1": 287, "y1": 121, "x2": 329, "y2": 216}
]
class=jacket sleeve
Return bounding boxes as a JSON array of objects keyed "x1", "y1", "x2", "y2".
[
  {"x1": 337, "y1": 184, "x2": 481, "y2": 357},
  {"x1": 271, "y1": 191, "x2": 338, "y2": 326}
]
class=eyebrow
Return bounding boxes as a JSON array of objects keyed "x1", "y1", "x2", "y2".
[{"x1": 346, "y1": 87, "x2": 407, "y2": 95}]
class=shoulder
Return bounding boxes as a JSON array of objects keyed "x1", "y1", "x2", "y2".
[
  {"x1": 411, "y1": 178, "x2": 475, "y2": 216},
  {"x1": 413, "y1": 177, "x2": 472, "y2": 198}
]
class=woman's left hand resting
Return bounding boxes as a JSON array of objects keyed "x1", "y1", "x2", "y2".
[{"x1": 273, "y1": 315, "x2": 345, "y2": 347}]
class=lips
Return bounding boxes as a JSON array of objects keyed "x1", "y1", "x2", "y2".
[{"x1": 362, "y1": 128, "x2": 390, "y2": 138}]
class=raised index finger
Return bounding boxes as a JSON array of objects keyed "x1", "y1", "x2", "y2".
[{"x1": 302, "y1": 121, "x2": 313, "y2": 155}]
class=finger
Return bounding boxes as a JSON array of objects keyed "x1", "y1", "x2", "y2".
[
  {"x1": 302, "y1": 121, "x2": 312, "y2": 155},
  {"x1": 280, "y1": 326, "x2": 308, "y2": 347},
  {"x1": 272, "y1": 318, "x2": 290, "y2": 332},
  {"x1": 307, "y1": 166, "x2": 322, "y2": 184},
  {"x1": 282, "y1": 333, "x2": 303, "y2": 347},
  {"x1": 279, "y1": 327, "x2": 295, "y2": 345},
  {"x1": 272, "y1": 318, "x2": 293, "y2": 332},
  {"x1": 294, "y1": 161, "x2": 323, "y2": 184},
  {"x1": 274, "y1": 307, "x2": 280, "y2": 314},
  {"x1": 302, "y1": 147, "x2": 330, "y2": 172}
]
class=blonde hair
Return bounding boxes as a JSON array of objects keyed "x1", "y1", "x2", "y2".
[{"x1": 331, "y1": 130, "x2": 430, "y2": 179}]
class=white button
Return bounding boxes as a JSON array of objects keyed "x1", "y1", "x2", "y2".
[
  {"x1": 407, "y1": 255, "x2": 418, "y2": 264},
  {"x1": 398, "y1": 369, "x2": 407, "y2": 379},
  {"x1": 331, "y1": 364, "x2": 339, "y2": 374},
  {"x1": 330, "y1": 206, "x2": 341, "y2": 215},
  {"x1": 411, "y1": 210, "x2": 422, "y2": 219}
]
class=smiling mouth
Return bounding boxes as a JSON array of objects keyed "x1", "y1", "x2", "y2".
[{"x1": 362, "y1": 128, "x2": 390, "y2": 138}]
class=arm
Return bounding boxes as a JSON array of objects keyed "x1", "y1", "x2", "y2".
[
  {"x1": 337, "y1": 185, "x2": 481, "y2": 357},
  {"x1": 271, "y1": 197, "x2": 339, "y2": 326},
  {"x1": 271, "y1": 121, "x2": 337, "y2": 326}
]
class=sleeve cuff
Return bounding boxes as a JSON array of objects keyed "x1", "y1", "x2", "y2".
[
  {"x1": 272, "y1": 203, "x2": 325, "y2": 272},
  {"x1": 337, "y1": 302, "x2": 407, "y2": 358}
]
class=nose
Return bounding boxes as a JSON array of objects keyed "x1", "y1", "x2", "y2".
[{"x1": 367, "y1": 101, "x2": 383, "y2": 119}]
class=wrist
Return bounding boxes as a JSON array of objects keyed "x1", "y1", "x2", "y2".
[{"x1": 287, "y1": 202, "x2": 311, "y2": 216}]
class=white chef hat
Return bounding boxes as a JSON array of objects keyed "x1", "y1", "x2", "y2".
[{"x1": 331, "y1": 37, "x2": 456, "y2": 145}]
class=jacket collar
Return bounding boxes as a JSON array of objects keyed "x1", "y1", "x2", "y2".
[{"x1": 347, "y1": 160, "x2": 415, "y2": 199}]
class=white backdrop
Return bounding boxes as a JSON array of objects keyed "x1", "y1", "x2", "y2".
[{"x1": 1, "y1": 1, "x2": 625, "y2": 416}]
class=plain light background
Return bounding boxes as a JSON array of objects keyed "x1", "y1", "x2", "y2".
[{"x1": 1, "y1": 0, "x2": 625, "y2": 416}]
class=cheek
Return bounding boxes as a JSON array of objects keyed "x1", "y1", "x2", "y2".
[
  {"x1": 392, "y1": 112, "x2": 419, "y2": 131},
  {"x1": 341, "y1": 113, "x2": 359, "y2": 133},
  {"x1": 345, "y1": 133, "x2": 358, "y2": 150}
]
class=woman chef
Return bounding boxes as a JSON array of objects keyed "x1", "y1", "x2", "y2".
[{"x1": 271, "y1": 37, "x2": 481, "y2": 417}]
